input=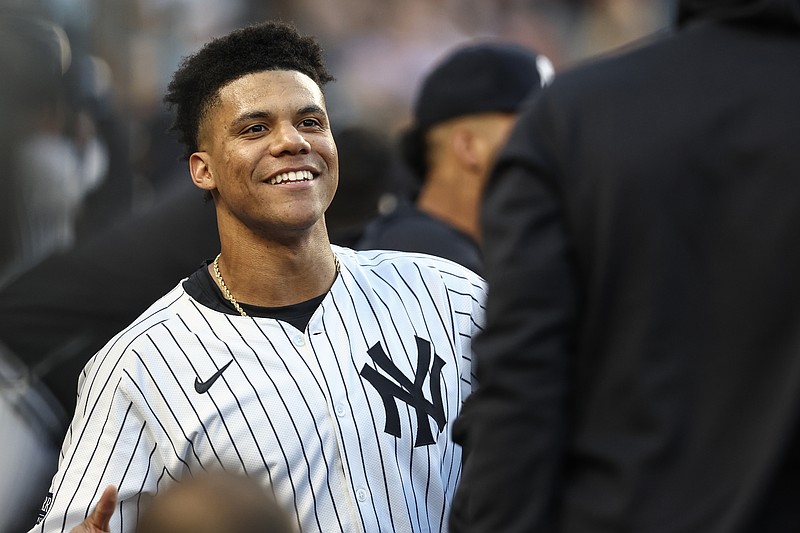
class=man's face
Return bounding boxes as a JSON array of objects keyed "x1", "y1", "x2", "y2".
[{"x1": 190, "y1": 70, "x2": 338, "y2": 240}]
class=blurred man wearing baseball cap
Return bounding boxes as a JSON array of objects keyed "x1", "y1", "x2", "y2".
[{"x1": 356, "y1": 41, "x2": 554, "y2": 275}]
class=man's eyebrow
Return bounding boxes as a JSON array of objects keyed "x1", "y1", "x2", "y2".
[
  {"x1": 299, "y1": 104, "x2": 326, "y2": 116},
  {"x1": 229, "y1": 110, "x2": 274, "y2": 129}
]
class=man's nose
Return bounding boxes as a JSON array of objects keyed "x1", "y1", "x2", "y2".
[{"x1": 269, "y1": 123, "x2": 311, "y2": 156}]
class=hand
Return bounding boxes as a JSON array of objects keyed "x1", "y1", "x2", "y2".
[{"x1": 70, "y1": 485, "x2": 118, "y2": 533}]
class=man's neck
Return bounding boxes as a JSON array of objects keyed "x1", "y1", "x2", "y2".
[
  {"x1": 212, "y1": 225, "x2": 338, "y2": 308},
  {"x1": 416, "y1": 178, "x2": 481, "y2": 242}
]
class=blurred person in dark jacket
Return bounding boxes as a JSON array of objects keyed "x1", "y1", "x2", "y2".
[
  {"x1": 356, "y1": 41, "x2": 554, "y2": 275},
  {"x1": 452, "y1": 0, "x2": 800, "y2": 531}
]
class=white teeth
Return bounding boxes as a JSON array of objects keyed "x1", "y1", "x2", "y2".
[{"x1": 268, "y1": 170, "x2": 313, "y2": 184}]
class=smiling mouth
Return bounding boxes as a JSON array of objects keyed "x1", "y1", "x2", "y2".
[{"x1": 267, "y1": 170, "x2": 314, "y2": 185}]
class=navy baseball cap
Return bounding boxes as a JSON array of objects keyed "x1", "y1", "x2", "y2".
[{"x1": 402, "y1": 41, "x2": 553, "y2": 180}]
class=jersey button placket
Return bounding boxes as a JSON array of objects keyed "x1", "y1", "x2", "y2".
[
  {"x1": 355, "y1": 488, "x2": 369, "y2": 502},
  {"x1": 292, "y1": 334, "x2": 306, "y2": 347}
]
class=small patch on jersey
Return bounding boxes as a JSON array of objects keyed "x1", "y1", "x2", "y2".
[{"x1": 36, "y1": 492, "x2": 53, "y2": 524}]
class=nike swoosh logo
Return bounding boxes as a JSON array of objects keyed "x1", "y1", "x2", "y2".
[{"x1": 194, "y1": 360, "x2": 233, "y2": 394}]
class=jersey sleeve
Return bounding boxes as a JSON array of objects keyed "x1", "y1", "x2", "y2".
[
  {"x1": 31, "y1": 349, "x2": 167, "y2": 533},
  {"x1": 462, "y1": 272, "x2": 487, "y2": 399},
  {"x1": 439, "y1": 265, "x2": 486, "y2": 402}
]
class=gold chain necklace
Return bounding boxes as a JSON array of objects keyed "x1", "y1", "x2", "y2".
[
  {"x1": 212, "y1": 253, "x2": 246, "y2": 317},
  {"x1": 212, "y1": 252, "x2": 341, "y2": 318}
]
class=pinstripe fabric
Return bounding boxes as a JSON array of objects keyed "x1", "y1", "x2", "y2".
[{"x1": 32, "y1": 246, "x2": 485, "y2": 533}]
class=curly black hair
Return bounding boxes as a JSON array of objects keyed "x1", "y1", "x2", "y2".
[{"x1": 164, "y1": 20, "x2": 334, "y2": 160}]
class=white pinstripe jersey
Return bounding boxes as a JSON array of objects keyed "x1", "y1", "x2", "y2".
[{"x1": 31, "y1": 247, "x2": 486, "y2": 533}]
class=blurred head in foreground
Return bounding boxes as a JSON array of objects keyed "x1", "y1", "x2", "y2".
[{"x1": 137, "y1": 471, "x2": 296, "y2": 533}]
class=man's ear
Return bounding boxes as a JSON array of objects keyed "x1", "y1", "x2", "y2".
[
  {"x1": 450, "y1": 126, "x2": 481, "y2": 171},
  {"x1": 189, "y1": 152, "x2": 216, "y2": 191}
]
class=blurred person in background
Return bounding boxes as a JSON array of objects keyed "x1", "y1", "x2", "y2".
[
  {"x1": 356, "y1": 41, "x2": 554, "y2": 276},
  {"x1": 452, "y1": 0, "x2": 800, "y2": 531},
  {"x1": 0, "y1": 9, "x2": 120, "y2": 288},
  {"x1": 0, "y1": 12, "x2": 74, "y2": 286}
]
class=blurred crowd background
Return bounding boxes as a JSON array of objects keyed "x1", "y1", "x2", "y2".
[{"x1": 0, "y1": 0, "x2": 675, "y2": 288}]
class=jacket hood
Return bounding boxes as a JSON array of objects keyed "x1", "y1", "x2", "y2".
[{"x1": 677, "y1": 0, "x2": 800, "y2": 30}]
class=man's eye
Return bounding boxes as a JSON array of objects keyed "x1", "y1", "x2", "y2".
[
  {"x1": 246, "y1": 124, "x2": 267, "y2": 134},
  {"x1": 299, "y1": 118, "x2": 321, "y2": 128}
]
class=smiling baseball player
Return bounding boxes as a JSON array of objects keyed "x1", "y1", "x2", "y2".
[{"x1": 29, "y1": 21, "x2": 485, "y2": 533}]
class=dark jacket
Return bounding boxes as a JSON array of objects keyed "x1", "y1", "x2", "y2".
[
  {"x1": 356, "y1": 201, "x2": 483, "y2": 276},
  {"x1": 453, "y1": 1, "x2": 800, "y2": 531}
]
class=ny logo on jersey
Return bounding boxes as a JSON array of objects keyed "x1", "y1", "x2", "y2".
[{"x1": 360, "y1": 336, "x2": 446, "y2": 447}]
